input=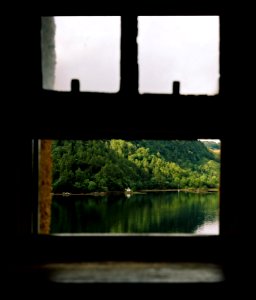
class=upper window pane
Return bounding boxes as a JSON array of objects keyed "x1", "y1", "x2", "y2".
[
  {"x1": 138, "y1": 16, "x2": 220, "y2": 95},
  {"x1": 41, "y1": 16, "x2": 121, "y2": 92}
]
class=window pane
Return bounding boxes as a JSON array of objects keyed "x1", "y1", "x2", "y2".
[
  {"x1": 138, "y1": 16, "x2": 219, "y2": 95},
  {"x1": 41, "y1": 16, "x2": 121, "y2": 92},
  {"x1": 38, "y1": 139, "x2": 220, "y2": 235}
]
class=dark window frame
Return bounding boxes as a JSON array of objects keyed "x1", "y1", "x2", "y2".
[{"x1": 14, "y1": 7, "x2": 238, "y2": 265}]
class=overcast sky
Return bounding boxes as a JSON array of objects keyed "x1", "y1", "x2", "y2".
[
  {"x1": 199, "y1": 139, "x2": 220, "y2": 143},
  {"x1": 54, "y1": 16, "x2": 219, "y2": 95}
]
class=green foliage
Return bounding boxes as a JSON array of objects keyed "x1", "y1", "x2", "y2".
[{"x1": 52, "y1": 140, "x2": 220, "y2": 193}]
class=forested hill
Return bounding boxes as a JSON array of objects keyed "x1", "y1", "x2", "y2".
[
  {"x1": 52, "y1": 140, "x2": 220, "y2": 193},
  {"x1": 135, "y1": 140, "x2": 217, "y2": 169}
]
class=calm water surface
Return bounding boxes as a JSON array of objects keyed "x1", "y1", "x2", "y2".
[{"x1": 51, "y1": 191, "x2": 219, "y2": 234}]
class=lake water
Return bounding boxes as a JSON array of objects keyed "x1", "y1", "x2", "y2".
[{"x1": 51, "y1": 191, "x2": 219, "y2": 235}]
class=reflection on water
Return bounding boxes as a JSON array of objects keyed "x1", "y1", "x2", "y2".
[
  {"x1": 51, "y1": 191, "x2": 219, "y2": 234},
  {"x1": 195, "y1": 220, "x2": 219, "y2": 235}
]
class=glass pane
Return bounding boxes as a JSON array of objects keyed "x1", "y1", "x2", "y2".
[
  {"x1": 38, "y1": 139, "x2": 220, "y2": 235},
  {"x1": 41, "y1": 16, "x2": 121, "y2": 92},
  {"x1": 138, "y1": 16, "x2": 220, "y2": 95}
]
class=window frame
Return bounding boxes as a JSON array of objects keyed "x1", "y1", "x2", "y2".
[{"x1": 14, "y1": 8, "x2": 237, "y2": 265}]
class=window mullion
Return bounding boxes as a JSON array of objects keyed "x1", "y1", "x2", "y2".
[{"x1": 120, "y1": 15, "x2": 138, "y2": 95}]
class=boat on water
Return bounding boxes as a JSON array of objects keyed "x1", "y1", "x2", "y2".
[
  {"x1": 124, "y1": 187, "x2": 132, "y2": 194},
  {"x1": 124, "y1": 187, "x2": 133, "y2": 198},
  {"x1": 62, "y1": 192, "x2": 71, "y2": 197}
]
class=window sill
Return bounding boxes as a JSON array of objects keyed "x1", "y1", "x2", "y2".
[{"x1": 10, "y1": 262, "x2": 224, "y2": 284}]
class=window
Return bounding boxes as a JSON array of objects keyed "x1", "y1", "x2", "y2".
[
  {"x1": 138, "y1": 16, "x2": 220, "y2": 95},
  {"x1": 39, "y1": 139, "x2": 220, "y2": 235},
  {"x1": 9, "y1": 5, "x2": 250, "y2": 289},
  {"x1": 28, "y1": 11, "x2": 226, "y2": 268},
  {"x1": 38, "y1": 14, "x2": 223, "y2": 235},
  {"x1": 41, "y1": 16, "x2": 121, "y2": 92},
  {"x1": 41, "y1": 15, "x2": 220, "y2": 95}
]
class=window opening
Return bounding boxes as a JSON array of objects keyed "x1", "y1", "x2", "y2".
[
  {"x1": 37, "y1": 139, "x2": 221, "y2": 235},
  {"x1": 138, "y1": 16, "x2": 220, "y2": 95},
  {"x1": 41, "y1": 16, "x2": 121, "y2": 92}
]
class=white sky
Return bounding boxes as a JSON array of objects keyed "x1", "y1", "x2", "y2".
[
  {"x1": 139, "y1": 16, "x2": 219, "y2": 95},
  {"x1": 54, "y1": 16, "x2": 219, "y2": 94},
  {"x1": 54, "y1": 16, "x2": 121, "y2": 92},
  {"x1": 198, "y1": 139, "x2": 221, "y2": 143}
]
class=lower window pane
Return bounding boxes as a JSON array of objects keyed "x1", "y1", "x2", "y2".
[{"x1": 38, "y1": 139, "x2": 220, "y2": 235}]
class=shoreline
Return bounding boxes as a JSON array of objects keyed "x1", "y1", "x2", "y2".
[
  {"x1": 52, "y1": 188, "x2": 219, "y2": 197},
  {"x1": 140, "y1": 188, "x2": 218, "y2": 193}
]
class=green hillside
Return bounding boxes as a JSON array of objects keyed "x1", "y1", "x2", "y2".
[
  {"x1": 52, "y1": 140, "x2": 220, "y2": 193},
  {"x1": 135, "y1": 140, "x2": 217, "y2": 169}
]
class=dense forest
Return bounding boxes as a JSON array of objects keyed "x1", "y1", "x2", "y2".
[{"x1": 52, "y1": 140, "x2": 220, "y2": 193}]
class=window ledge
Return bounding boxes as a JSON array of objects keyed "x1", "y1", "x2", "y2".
[{"x1": 14, "y1": 262, "x2": 224, "y2": 283}]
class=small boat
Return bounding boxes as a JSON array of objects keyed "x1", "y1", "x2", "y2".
[
  {"x1": 124, "y1": 187, "x2": 133, "y2": 198},
  {"x1": 124, "y1": 187, "x2": 132, "y2": 194},
  {"x1": 62, "y1": 192, "x2": 71, "y2": 197}
]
